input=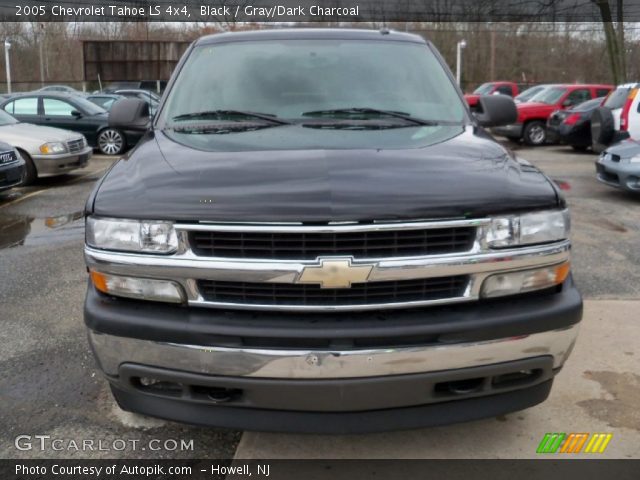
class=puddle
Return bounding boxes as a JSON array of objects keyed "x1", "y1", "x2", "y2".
[{"x1": 0, "y1": 211, "x2": 84, "y2": 249}]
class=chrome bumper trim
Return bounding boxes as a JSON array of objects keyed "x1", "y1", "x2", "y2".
[
  {"x1": 84, "y1": 240, "x2": 570, "y2": 311},
  {"x1": 89, "y1": 324, "x2": 579, "y2": 379}
]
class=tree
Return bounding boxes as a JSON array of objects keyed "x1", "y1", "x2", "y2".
[{"x1": 592, "y1": 0, "x2": 626, "y2": 84}]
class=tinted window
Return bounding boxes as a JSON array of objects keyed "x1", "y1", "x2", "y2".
[
  {"x1": 5, "y1": 97, "x2": 38, "y2": 115},
  {"x1": 43, "y1": 98, "x2": 75, "y2": 116},
  {"x1": 496, "y1": 85, "x2": 514, "y2": 96},
  {"x1": 163, "y1": 40, "x2": 466, "y2": 125},
  {"x1": 596, "y1": 88, "x2": 611, "y2": 98},
  {"x1": 565, "y1": 89, "x2": 591, "y2": 106}
]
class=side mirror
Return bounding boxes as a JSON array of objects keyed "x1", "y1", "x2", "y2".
[
  {"x1": 474, "y1": 95, "x2": 518, "y2": 127},
  {"x1": 71, "y1": 110, "x2": 82, "y2": 118},
  {"x1": 108, "y1": 98, "x2": 150, "y2": 131}
]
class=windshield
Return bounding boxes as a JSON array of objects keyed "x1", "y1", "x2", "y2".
[
  {"x1": 73, "y1": 96, "x2": 107, "y2": 115},
  {"x1": 0, "y1": 109, "x2": 18, "y2": 126},
  {"x1": 603, "y1": 87, "x2": 634, "y2": 109},
  {"x1": 531, "y1": 87, "x2": 567, "y2": 105},
  {"x1": 573, "y1": 97, "x2": 603, "y2": 112},
  {"x1": 160, "y1": 39, "x2": 466, "y2": 127},
  {"x1": 516, "y1": 86, "x2": 544, "y2": 102},
  {"x1": 472, "y1": 83, "x2": 494, "y2": 95}
]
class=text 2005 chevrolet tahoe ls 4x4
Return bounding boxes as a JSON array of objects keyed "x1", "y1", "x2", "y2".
[{"x1": 84, "y1": 29, "x2": 582, "y2": 433}]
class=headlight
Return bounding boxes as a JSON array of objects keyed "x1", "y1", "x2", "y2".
[
  {"x1": 90, "y1": 270, "x2": 185, "y2": 303},
  {"x1": 86, "y1": 217, "x2": 178, "y2": 254},
  {"x1": 39, "y1": 142, "x2": 67, "y2": 155},
  {"x1": 486, "y1": 209, "x2": 569, "y2": 248}
]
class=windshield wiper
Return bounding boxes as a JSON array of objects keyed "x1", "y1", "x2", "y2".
[
  {"x1": 170, "y1": 123, "x2": 275, "y2": 134},
  {"x1": 172, "y1": 110, "x2": 291, "y2": 125},
  {"x1": 301, "y1": 108, "x2": 441, "y2": 126}
]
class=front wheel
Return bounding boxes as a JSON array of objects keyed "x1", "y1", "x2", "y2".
[
  {"x1": 18, "y1": 149, "x2": 37, "y2": 185},
  {"x1": 98, "y1": 129, "x2": 126, "y2": 155},
  {"x1": 523, "y1": 121, "x2": 547, "y2": 146}
]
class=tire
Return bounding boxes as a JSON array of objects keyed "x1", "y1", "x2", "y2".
[
  {"x1": 97, "y1": 128, "x2": 126, "y2": 155},
  {"x1": 523, "y1": 121, "x2": 547, "y2": 146},
  {"x1": 590, "y1": 107, "x2": 614, "y2": 148},
  {"x1": 17, "y1": 149, "x2": 37, "y2": 185}
]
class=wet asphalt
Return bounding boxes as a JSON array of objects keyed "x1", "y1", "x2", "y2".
[
  {"x1": 0, "y1": 156, "x2": 241, "y2": 459},
  {"x1": 1, "y1": 144, "x2": 639, "y2": 460}
]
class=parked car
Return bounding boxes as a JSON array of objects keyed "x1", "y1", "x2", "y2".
[
  {"x1": 514, "y1": 84, "x2": 549, "y2": 104},
  {"x1": 86, "y1": 94, "x2": 125, "y2": 112},
  {"x1": 590, "y1": 83, "x2": 640, "y2": 152},
  {"x1": 103, "y1": 81, "x2": 167, "y2": 94},
  {"x1": 596, "y1": 139, "x2": 640, "y2": 193},
  {"x1": 0, "y1": 108, "x2": 92, "y2": 184},
  {"x1": 547, "y1": 97, "x2": 604, "y2": 151},
  {"x1": 84, "y1": 28, "x2": 581, "y2": 433},
  {"x1": 37, "y1": 85, "x2": 86, "y2": 95},
  {"x1": 104, "y1": 89, "x2": 159, "y2": 115},
  {"x1": 464, "y1": 81, "x2": 526, "y2": 110},
  {"x1": 103, "y1": 88, "x2": 160, "y2": 103},
  {"x1": 0, "y1": 92, "x2": 144, "y2": 155},
  {"x1": 0, "y1": 139, "x2": 26, "y2": 191},
  {"x1": 493, "y1": 83, "x2": 614, "y2": 145}
]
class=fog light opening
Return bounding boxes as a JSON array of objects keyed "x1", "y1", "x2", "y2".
[{"x1": 435, "y1": 377, "x2": 485, "y2": 395}]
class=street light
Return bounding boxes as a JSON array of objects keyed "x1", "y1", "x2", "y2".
[
  {"x1": 456, "y1": 39, "x2": 467, "y2": 87},
  {"x1": 4, "y1": 40, "x2": 11, "y2": 94}
]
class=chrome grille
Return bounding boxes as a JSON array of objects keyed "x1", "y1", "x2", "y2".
[
  {"x1": 189, "y1": 226, "x2": 476, "y2": 259},
  {"x1": 67, "y1": 138, "x2": 85, "y2": 154},
  {"x1": 197, "y1": 276, "x2": 469, "y2": 307}
]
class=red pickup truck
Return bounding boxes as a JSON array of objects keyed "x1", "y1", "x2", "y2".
[
  {"x1": 464, "y1": 82, "x2": 522, "y2": 109},
  {"x1": 492, "y1": 83, "x2": 613, "y2": 145}
]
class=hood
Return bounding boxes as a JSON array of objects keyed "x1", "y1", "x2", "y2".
[
  {"x1": 604, "y1": 138, "x2": 640, "y2": 158},
  {"x1": 517, "y1": 101, "x2": 556, "y2": 112},
  {"x1": 91, "y1": 126, "x2": 560, "y2": 223},
  {"x1": 0, "y1": 123, "x2": 84, "y2": 148}
]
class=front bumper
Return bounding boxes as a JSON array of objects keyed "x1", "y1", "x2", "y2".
[
  {"x1": 492, "y1": 123, "x2": 523, "y2": 138},
  {"x1": 32, "y1": 146, "x2": 92, "y2": 176},
  {"x1": 596, "y1": 155, "x2": 640, "y2": 192},
  {"x1": 86, "y1": 278, "x2": 582, "y2": 432},
  {"x1": 0, "y1": 159, "x2": 26, "y2": 191}
]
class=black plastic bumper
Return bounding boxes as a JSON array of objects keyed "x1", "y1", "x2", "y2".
[
  {"x1": 111, "y1": 377, "x2": 555, "y2": 434},
  {"x1": 85, "y1": 278, "x2": 582, "y2": 349},
  {"x1": 0, "y1": 160, "x2": 26, "y2": 191}
]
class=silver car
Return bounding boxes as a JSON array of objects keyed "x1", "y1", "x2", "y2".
[
  {"x1": 0, "y1": 109, "x2": 92, "y2": 184},
  {"x1": 596, "y1": 139, "x2": 640, "y2": 193}
]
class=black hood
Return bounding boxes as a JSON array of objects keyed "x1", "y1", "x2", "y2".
[{"x1": 90, "y1": 126, "x2": 560, "y2": 223}]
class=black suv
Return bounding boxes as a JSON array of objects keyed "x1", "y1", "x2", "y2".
[{"x1": 84, "y1": 29, "x2": 582, "y2": 433}]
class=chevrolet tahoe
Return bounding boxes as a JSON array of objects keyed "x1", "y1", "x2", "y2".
[{"x1": 83, "y1": 29, "x2": 582, "y2": 433}]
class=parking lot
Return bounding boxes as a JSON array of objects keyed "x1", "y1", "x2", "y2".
[{"x1": 1, "y1": 145, "x2": 638, "y2": 460}]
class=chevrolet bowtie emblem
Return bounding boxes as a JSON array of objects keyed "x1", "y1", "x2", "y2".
[{"x1": 297, "y1": 258, "x2": 374, "y2": 289}]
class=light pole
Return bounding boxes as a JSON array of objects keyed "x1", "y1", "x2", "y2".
[
  {"x1": 4, "y1": 40, "x2": 11, "y2": 94},
  {"x1": 456, "y1": 39, "x2": 467, "y2": 87}
]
